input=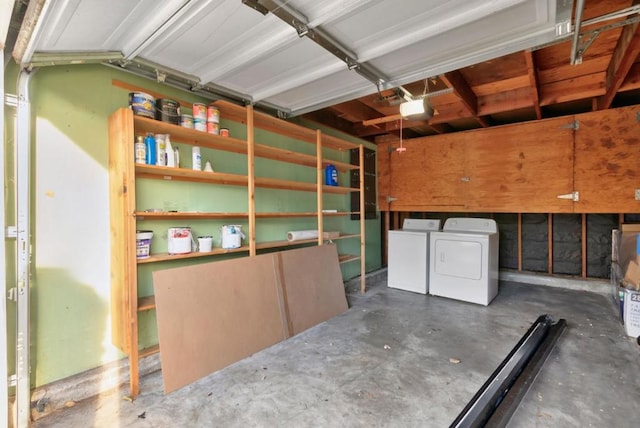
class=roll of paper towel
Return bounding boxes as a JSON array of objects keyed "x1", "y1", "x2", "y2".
[{"x1": 287, "y1": 230, "x2": 319, "y2": 241}]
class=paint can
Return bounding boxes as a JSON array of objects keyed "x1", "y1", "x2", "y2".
[
  {"x1": 220, "y1": 225, "x2": 244, "y2": 249},
  {"x1": 168, "y1": 227, "x2": 194, "y2": 254},
  {"x1": 155, "y1": 98, "x2": 180, "y2": 125},
  {"x1": 129, "y1": 92, "x2": 155, "y2": 119},
  {"x1": 198, "y1": 236, "x2": 213, "y2": 252},
  {"x1": 206, "y1": 105, "x2": 220, "y2": 123},
  {"x1": 134, "y1": 135, "x2": 146, "y2": 164},
  {"x1": 194, "y1": 118, "x2": 207, "y2": 132},
  {"x1": 219, "y1": 128, "x2": 229, "y2": 137},
  {"x1": 180, "y1": 114, "x2": 194, "y2": 129},
  {"x1": 207, "y1": 122, "x2": 220, "y2": 135},
  {"x1": 136, "y1": 230, "x2": 153, "y2": 259},
  {"x1": 192, "y1": 103, "x2": 207, "y2": 121}
]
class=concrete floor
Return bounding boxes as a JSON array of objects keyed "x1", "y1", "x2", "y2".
[{"x1": 35, "y1": 273, "x2": 640, "y2": 427}]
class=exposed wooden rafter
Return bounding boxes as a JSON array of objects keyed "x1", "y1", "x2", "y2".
[
  {"x1": 440, "y1": 71, "x2": 489, "y2": 127},
  {"x1": 301, "y1": 0, "x2": 640, "y2": 144},
  {"x1": 523, "y1": 50, "x2": 543, "y2": 119},
  {"x1": 597, "y1": 16, "x2": 640, "y2": 109}
]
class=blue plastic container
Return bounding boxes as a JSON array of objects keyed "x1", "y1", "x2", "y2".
[
  {"x1": 325, "y1": 164, "x2": 338, "y2": 186},
  {"x1": 144, "y1": 133, "x2": 157, "y2": 165}
]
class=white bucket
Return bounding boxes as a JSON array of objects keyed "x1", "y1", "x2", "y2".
[
  {"x1": 198, "y1": 236, "x2": 213, "y2": 253},
  {"x1": 220, "y1": 225, "x2": 244, "y2": 249},
  {"x1": 168, "y1": 227, "x2": 193, "y2": 254},
  {"x1": 136, "y1": 230, "x2": 153, "y2": 259}
]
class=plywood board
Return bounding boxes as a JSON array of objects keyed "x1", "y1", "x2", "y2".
[
  {"x1": 377, "y1": 134, "x2": 466, "y2": 212},
  {"x1": 574, "y1": 105, "x2": 640, "y2": 213},
  {"x1": 278, "y1": 245, "x2": 348, "y2": 335},
  {"x1": 153, "y1": 254, "x2": 288, "y2": 394},
  {"x1": 465, "y1": 117, "x2": 575, "y2": 213}
]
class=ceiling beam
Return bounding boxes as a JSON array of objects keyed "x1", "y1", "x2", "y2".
[
  {"x1": 523, "y1": 50, "x2": 542, "y2": 120},
  {"x1": 329, "y1": 100, "x2": 383, "y2": 122},
  {"x1": 440, "y1": 71, "x2": 489, "y2": 127},
  {"x1": 597, "y1": 10, "x2": 640, "y2": 110},
  {"x1": 302, "y1": 110, "x2": 364, "y2": 137}
]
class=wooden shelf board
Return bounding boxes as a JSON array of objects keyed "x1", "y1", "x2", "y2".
[
  {"x1": 134, "y1": 111, "x2": 359, "y2": 171},
  {"x1": 212, "y1": 100, "x2": 359, "y2": 152},
  {"x1": 134, "y1": 114, "x2": 248, "y2": 154},
  {"x1": 322, "y1": 185, "x2": 359, "y2": 194},
  {"x1": 322, "y1": 211, "x2": 359, "y2": 216},
  {"x1": 135, "y1": 211, "x2": 249, "y2": 220},
  {"x1": 329, "y1": 234, "x2": 360, "y2": 241},
  {"x1": 338, "y1": 254, "x2": 361, "y2": 264},
  {"x1": 137, "y1": 246, "x2": 250, "y2": 264},
  {"x1": 138, "y1": 296, "x2": 155, "y2": 311},
  {"x1": 136, "y1": 165, "x2": 249, "y2": 186},
  {"x1": 327, "y1": 159, "x2": 360, "y2": 173},
  {"x1": 139, "y1": 344, "x2": 160, "y2": 359},
  {"x1": 256, "y1": 212, "x2": 318, "y2": 218},
  {"x1": 136, "y1": 165, "x2": 356, "y2": 194},
  {"x1": 255, "y1": 239, "x2": 318, "y2": 250}
]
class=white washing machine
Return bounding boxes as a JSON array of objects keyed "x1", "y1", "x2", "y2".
[
  {"x1": 387, "y1": 218, "x2": 441, "y2": 294},
  {"x1": 429, "y1": 218, "x2": 499, "y2": 305}
]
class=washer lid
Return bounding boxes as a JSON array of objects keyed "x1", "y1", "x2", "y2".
[
  {"x1": 443, "y1": 218, "x2": 498, "y2": 233},
  {"x1": 402, "y1": 218, "x2": 441, "y2": 231}
]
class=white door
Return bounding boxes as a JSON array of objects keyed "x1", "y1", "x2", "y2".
[
  {"x1": 433, "y1": 238, "x2": 483, "y2": 280},
  {"x1": 388, "y1": 231, "x2": 428, "y2": 294}
]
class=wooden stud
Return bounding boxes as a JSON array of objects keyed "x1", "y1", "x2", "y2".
[
  {"x1": 518, "y1": 213, "x2": 523, "y2": 271},
  {"x1": 548, "y1": 213, "x2": 553, "y2": 275},
  {"x1": 384, "y1": 211, "x2": 390, "y2": 266},
  {"x1": 582, "y1": 213, "x2": 587, "y2": 278}
]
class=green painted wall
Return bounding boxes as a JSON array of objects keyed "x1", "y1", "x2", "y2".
[{"x1": 4, "y1": 63, "x2": 381, "y2": 387}]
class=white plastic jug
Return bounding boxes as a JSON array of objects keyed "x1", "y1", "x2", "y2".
[{"x1": 220, "y1": 225, "x2": 245, "y2": 249}]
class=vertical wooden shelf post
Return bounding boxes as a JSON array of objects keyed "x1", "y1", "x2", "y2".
[
  {"x1": 247, "y1": 105, "x2": 256, "y2": 256},
  {"x1": 108, "y1": 108, "x2": 140, "y2": 397},
  {"x1": 317, "y1": 130, "x2": 324, "y2": 245}
]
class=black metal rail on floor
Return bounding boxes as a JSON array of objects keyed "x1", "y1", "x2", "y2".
[{"x1": 450, "y1": 314, "x2": 567, "y2": 428}]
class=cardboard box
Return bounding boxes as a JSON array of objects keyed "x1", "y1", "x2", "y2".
[{"x1": 623, "y1": 260, "x2": 640, "y2": 291}]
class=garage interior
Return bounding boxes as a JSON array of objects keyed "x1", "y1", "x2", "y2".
[{"x1": 2, "y1": 0, "x2": 640, "y2": 427}]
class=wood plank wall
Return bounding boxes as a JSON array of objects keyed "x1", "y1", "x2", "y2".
[{"x1": 378, "y1": 105, "x2": 640, "y2": 278}]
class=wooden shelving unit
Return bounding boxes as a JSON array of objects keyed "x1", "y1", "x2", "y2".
[{"x1": 109, "y1": 103, "x2": 366, "y2": 398}]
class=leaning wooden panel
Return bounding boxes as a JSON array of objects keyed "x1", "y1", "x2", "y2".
[
  {"x1": 574, "y1": 105, "x2": 640, "y2": 213},
  {"x1": 465, "y1": 117, "x2": 575, "y2": 213},
  {"x1": 278, "y1": 245, "x2": 348, "y2": 336},
  {"x1": 153, "y1": 254, "x2": 288, "y2": 394},
  {"x1": 377, "y1": 134, "x2": 466, "y2": 212}
]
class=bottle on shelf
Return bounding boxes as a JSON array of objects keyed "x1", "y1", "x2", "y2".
[
  {"x1": 134, "y1": 136, "x2": 146, "y2": 164},
  {"x1": 192, "y1": 146, "x2": 201, "y2": 171},
  {"x1": 144, "y1": 133, "x2": 156, "y2": 165},
  {"x1": 325, "y1": 164, "x2": 338, "y2": 186},
  {"x1": 165, "y1": 135, "x2": 175, "y2": 167},
  {"x1": 156, "y1": 134, "x2": 166, "y2": 166}
]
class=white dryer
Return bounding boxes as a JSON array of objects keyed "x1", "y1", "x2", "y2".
[
  {"x1": 429, "y1": 218, "x2": 499, "y2": 305},
  {"x1": 387, "y1": 218, "x2": 441, "y2": 294}
]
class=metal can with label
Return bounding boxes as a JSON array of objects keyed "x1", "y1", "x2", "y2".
[{"x1": 134, "y1": 136, "x2": 146, "y2": 164}]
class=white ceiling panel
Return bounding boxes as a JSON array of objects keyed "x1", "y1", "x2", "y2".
[
  {"x1": 262, "y1": 69, "x2": 373, "y2": 113},
  {"x1": 21, "y1": 0, "x2": 572, "y2": 115},
  {"x1": 214, "y1": 38, "x2": 344, "y2": 101}
]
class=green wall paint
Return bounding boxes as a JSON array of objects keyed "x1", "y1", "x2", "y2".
[{"x1": 4, "y1": 63, "x2": 381, "y2": 387}]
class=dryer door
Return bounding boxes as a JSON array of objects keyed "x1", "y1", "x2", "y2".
[{"x1": 433, "y1": 238, "x2": 483, "y2": 280}]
